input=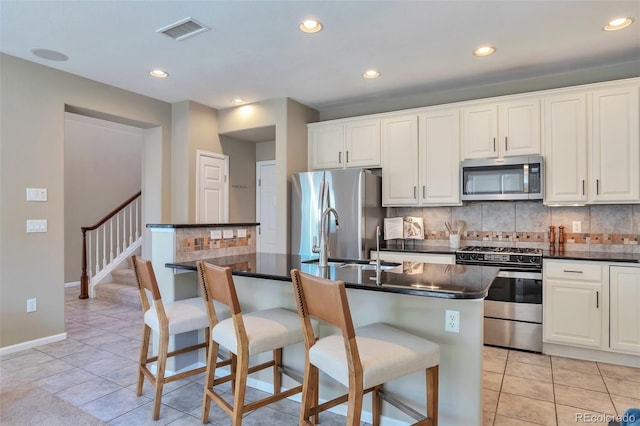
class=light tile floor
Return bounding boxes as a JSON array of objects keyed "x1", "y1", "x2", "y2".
[{"x1": 1, "y1": 287, "x2": 638, "y2": 425}]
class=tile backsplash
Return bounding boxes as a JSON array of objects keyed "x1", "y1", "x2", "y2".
[
  {"x1": 387, "y1": 202, "x2": 640, "y2": 253},
  {"x1": 175, "y1": 226, "x2": 256, "y2": 262}
]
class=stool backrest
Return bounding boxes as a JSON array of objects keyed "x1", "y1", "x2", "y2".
[
  {"x1": 132, "y1": 255, "x2": 167, "y2": 324},
  {"x1": 197, "y1": 260, "x2": 243, "y2": 317},
  {"x1": 290, "y1": 269, "x2": 359, "y2": 360}
]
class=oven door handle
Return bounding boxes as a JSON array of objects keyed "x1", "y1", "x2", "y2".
[{"x1": 496, "y1": 270, "x2": 542, "y2": 280}]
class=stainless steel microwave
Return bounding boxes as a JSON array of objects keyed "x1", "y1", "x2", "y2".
[{"x1": 460, "y1": 156, "x2": 544, "y2": 201}]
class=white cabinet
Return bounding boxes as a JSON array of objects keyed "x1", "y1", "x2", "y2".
[
  {"x1": 543, "y1": 92, "x2": 588, "y2": 204},
  {"x1": 590, "y1": 85, "x2": 640, "y2": 203},
  {"x1": 382, "y1": 110, "x2": 461, "y2": 206},
  {"x1": 462, "y1": 98, "x2": 540, "y2": 160},
  {"x1": 381, "y1": 115, "x2": 419, "y2": 205},
  {"x1": 308, "y1": 118, "x2": 381, "y2": 170},
  {"x1": 543, "y1": 260, "x2": 604, "y2": 348},
  {"x1": 418, "y1": 109, "x2": 461, "y2": 205},
  {"x1": 609, "y1": 266, "x2": 640, "y2": 354}
]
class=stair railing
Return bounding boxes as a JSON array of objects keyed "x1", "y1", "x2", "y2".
[{"x1": 79, "y1": 191, "x2": 142, "y2": 299}]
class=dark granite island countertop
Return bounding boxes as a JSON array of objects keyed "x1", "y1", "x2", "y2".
[{"x1": 166, "y1": 253, "x2": 495, "y2": 299}]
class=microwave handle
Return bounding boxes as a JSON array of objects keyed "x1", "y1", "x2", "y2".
[{"x1": 523, "y1": 164, "x2": 529, "y2": 193}]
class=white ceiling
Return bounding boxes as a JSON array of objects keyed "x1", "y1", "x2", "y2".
[{"x1": 1, "y1": 1, "x2": 639, "y2": 113}]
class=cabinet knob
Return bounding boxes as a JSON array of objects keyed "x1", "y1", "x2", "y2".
[
  {"x1": 505, "y1": 136, "x2": 508, "y2": 151},
  {"x1": 338, "y1": 152, "x2": 342, "y2": 164},
  {"x1": 423, "y1": 185, "x2": 426, "y2": 198}
]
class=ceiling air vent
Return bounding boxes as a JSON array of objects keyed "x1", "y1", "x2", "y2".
[{"x1": 157, "y1": 17, "x2": 209, "y2": 41}]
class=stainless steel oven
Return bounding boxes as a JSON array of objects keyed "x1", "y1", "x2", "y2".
[{"x1": 456, "y1": 246, "x2": 543, "y2": 352}]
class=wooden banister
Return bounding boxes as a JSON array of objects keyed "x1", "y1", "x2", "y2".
[{"x1": 80, "y1": 191, "x2": 141, "y2": 299}]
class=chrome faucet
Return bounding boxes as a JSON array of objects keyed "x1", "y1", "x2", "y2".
[{"x1": 312, "y1": 207, "x2": 340, "y2": 267}]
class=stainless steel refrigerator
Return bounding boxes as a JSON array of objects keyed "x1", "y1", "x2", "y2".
[{"x1": 291, "y1": 168, "x2": 383, "y2": 260}]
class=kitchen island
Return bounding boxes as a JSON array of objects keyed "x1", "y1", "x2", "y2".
[{"x1": 166, "y1": 253, "x2": 492, "y2": 426}]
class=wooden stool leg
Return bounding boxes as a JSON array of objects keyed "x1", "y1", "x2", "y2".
[
  {"x1": 137, "y1": 325, "x2": 151, "y2": 396},
  {"x1": 427, "y1": 365, "x2": 439, "y2": 426},
  {"x1": 299, "y1": 362, "x2": 316, "y2": 425},
  {"x1": 153, "y1": 332, "x2": 169, "y2": 421},
  {"x1": 311, "y1": 368, "x2": 319, "y2": 425},
  {"x1": 231, "y1": 354, "x2": 237, "y2": 393},
  {"x1": 202, "y1": 341, "x2": 219, "y2": 423},
  {"x1": 372, "y1": 385, "x2": 382, "y2": 426},
  {"x1": 231, "y1": 351, "x2": 248, "y2": 426},
  {"x1": 273, "y1": 348, "x2": 282, "y2": 394},
  {"x1": 346, "y1": 379, "x2": 364, "y2": 426}
]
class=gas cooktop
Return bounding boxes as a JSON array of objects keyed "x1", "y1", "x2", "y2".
[{"x1": 455, "y1": 246, "x2": 542, "y2": 268}]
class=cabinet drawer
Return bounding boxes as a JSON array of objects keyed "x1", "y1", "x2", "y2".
[{"x1": 544, "y1": 261, "x2": 602, "y2": 281}]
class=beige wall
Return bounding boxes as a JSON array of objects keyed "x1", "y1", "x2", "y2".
[
  {"x1": 256, "y1": 141, "x2": 275, "y2": 162},
  {"x1": 220, "y1": 136, "x2": 257, "y2": 222},
  {"x1": 63, "y1": 113, "x2": 143, "y2": 283},
  {"x1": 0, "y1": 54, "x2": 172, "y2": 348}
]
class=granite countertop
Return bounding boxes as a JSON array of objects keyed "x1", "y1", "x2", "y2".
[
  {"x1": 148, "y1": 223, "x2": 259, "y2": 229},
  {"x1": 166, "y1": 253, "x2": 495, "y2": 299}
]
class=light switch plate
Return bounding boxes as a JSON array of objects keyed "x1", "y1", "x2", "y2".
[
  {"x1": 237, "y1": 228, "x2": 247, "y2": 238},
  {"x1": 26, "y1": 220, "x2": 47, "y2": 233},
  {"x1": 572, "y1": 221, "x2": 581, "y2": 233},
  {"x1": 223, "y1": 229, "x2": 234, "y2": 239},
  {"x1": 26, "y1": 188, "x2": 47, "y2": 201},
  {"x1": 210, "y1": 230, "x2": 222, "y2": 240}
]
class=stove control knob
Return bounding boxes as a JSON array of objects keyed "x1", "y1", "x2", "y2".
[{"x1": 517, "y1": 255, "x2": 524, "y2": 263}]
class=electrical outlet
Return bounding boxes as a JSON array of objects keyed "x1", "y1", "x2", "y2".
[
  {"x1": 445, "y1": 310, "x2": 460, "y2": 333},
  {"x1": 27, "y1": 298, "x2": 37, "y2": 313},
  {"x1": 572, "y1": 221, "x2": 581, "y2": 233},
  {"x1": 223, "y1": 229, "x2": 234, "y2": 239},
  {"x1": 237, "y1": 228, "x2": 247, "y2": 238},
  {"x1": 210, "y1": 230, "x2": 222, "y2": 240}
]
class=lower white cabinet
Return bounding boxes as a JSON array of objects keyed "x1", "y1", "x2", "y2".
[
  {"x1": 609, "y1": 266, "x2": 640, "y2": 354},
  {"x1": 543, "y1": 260, "x2": 603, "y2": 348}
]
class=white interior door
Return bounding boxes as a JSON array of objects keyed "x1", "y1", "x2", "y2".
[
  {"x1": 196, "y1": 150, "x2": 228, "y2": 224},
  {"x1": 256, "y1": 161, "x2": 276, "y2": 253}
]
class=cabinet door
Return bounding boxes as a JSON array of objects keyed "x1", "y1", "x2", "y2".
[
  {"x1": 309, "y1": 124, "x2": 344, "y2": 170},
  {"x1": 591, "y1": 86, "x2": 640, "y2": 203},
  {"x1": 610, "y1": 266, "x2": 640, "y2": 354},
  {"x1": 419, "y1": 109, "x2": 461, "y2": 205},
  {"x1": 381, "y1": 115, "x2": 419, "y2": 206},
  {"x1": 462, "y1": 103, "x2": 498, "y2": 159},
  {"x1": 543, "y1": 93, "x2": 588, "y2": 204},
  {"x1": 345, "y1": 119, "x2": 381, "y2": 168},
  {"x1": 498, "y1": 98, "x2": 541, "y2": 157},
  {"x1": 544, "y1": 279, "x2": 602, "y2": 348}
]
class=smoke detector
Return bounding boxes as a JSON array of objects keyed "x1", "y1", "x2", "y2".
[{"x1": 157, "y1": 17, "x2": 209, "y2": 41}]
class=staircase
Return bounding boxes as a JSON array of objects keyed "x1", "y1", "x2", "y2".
[{"x1": 94, "y1": 257, "x2": 141, "y2": 308}]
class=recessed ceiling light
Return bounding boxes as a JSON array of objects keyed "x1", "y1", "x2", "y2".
[
  {"x1": 31, "y1": 48, "x2": 69, "y2": 62},
  {"x1": 603, "y1": 17, "x2": 634, "y2": 31},
  {"x1": 473, "y1": 46, "x2": 496, "y2": 57},
  {"x1": 231, "y1": 98, "x2": 245, "y2": 104},
  {"x1": 299, "y1": 19, "x2": 322, "y2": 33},
  {"x1": 362, "y1": 69, "x2": 381, "y2": 79},
  {"x1": 149, "y1": 69, "x2": 169, "y2": 78}
]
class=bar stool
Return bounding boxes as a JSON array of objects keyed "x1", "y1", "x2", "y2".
[
  {"x1": 197, "y1": 260, "x2": 316, "y2": 425},
  {"x1": 290, "y1": 269, "x2": 440, "y2": 426},
  {"x1": 131, "y1": 255, "x2": 211, "y2": 420}
]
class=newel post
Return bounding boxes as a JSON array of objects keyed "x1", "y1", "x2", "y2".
[{"x1": 79, "y1": 228, "x2": 89, "y2": 299}]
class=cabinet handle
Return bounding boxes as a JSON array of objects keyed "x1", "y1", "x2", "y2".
[
  {"x1": 423, "y1": 185, "x2": 426, "y2": 198},
  {"x1": 338, "y1": 152, "x2": 342, "y2": 164},
  {"x1": 596, "y1": 291, "x2": 599, "y2": 309},
  {"x1": 413, "y1": 186, "x2": 417, "y2": 199},
  {"x1": 493, "y1": 137, "x2": 496, "y2": 152},
  {"x1": 563, "y1": 270, "x2": 583, "y2": 274},
  {"x1": 505, "y1": 136, "x2": 508, "y2": 151},
  {"x1": 346, "y1": 151, "x2": 350, "y2": 163},
  {"x1": 582, "y1": 180, "x2": 585, "y2": 196},
  {"x1": 596, "y1": 179, "x2": 600, "y2": 195}
]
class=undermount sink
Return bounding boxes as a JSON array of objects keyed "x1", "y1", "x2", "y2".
[{"x1": 302, "y1": 259, "x2": 399, "y2": 271}]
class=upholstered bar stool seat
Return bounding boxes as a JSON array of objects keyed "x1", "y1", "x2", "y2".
[
  {"x1": 310, "y1": 322, "x2": 440, "y2": 390},
  {"x1": 143, "y1": 297, "x2": 211, "y2": 335}
]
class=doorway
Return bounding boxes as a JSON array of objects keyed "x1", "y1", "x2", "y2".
[
  {"x1": 256, "y1": 161, "x2": 276, "y2": 253},
  {"x1": 196, "y1": 150, "x2": 229, "y2": 224}
]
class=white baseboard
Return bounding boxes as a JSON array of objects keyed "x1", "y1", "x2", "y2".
[
  {"x1": 0, "y1": 332, "x2": 67, "y2": 356},
  {"x1": 65, "y1": 281, "x2": 80, "y2": 288}
]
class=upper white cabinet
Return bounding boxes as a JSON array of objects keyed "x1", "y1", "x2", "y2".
[
  {"x1": 418, "y1": 108, "x2": 461, "y2": 205},
  {"x1": 381, "y1": 109, "x2": 461, "y2": 206},
  {"x1": 308, "y1": 118, "x2": 380, "y2": 170},
  {"x1": 609, "y1": 266, "x2": 640, "y2": 355},
  {"x1": 543, "y1": 92, "x2": 588, "y2": 204},
  {"x1": 590, "y1": 85, "x2": 640, "y2": 203},
  {"x1": 462, "y1": 98, "x2": 541, "y2": 160},
  {"x1": 381, "y1": 115, "x2": 419, "y2": 205}
]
